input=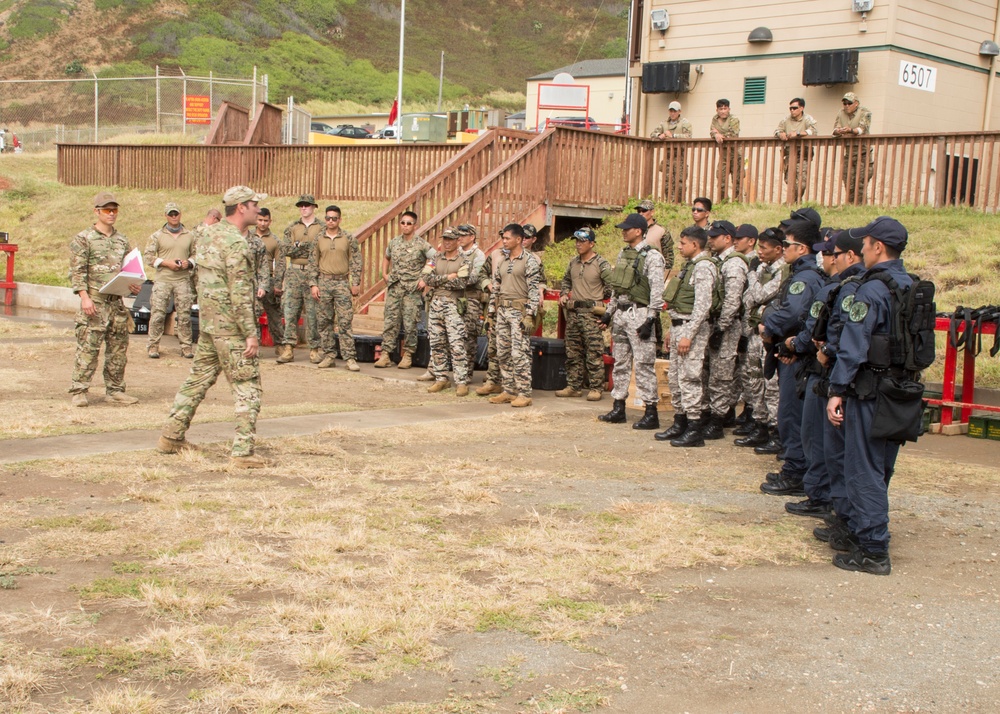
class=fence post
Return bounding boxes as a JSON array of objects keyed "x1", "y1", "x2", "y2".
[
  {"x1": 181, "y1": 68, "x2": 187, "y2": 136},
  {"x1": 155, "y1": 66, "x2": 161, "y2": 133},
  {"x1": 209, "y1": 71, "x2": 214, "y2": 116},
  {"x1": 934, "y1": 136, "x2": 947, "y2": 209},
  {"x1": 93, "y1": 73, "x2": 99, "y2": 143},
  {"x1": 252, "y1": 66, "x2": 257, "y2": 118}
]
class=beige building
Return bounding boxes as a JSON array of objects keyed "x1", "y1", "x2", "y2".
[
  {"x1": 627, "y1": 0, "x2": 1000, "y2": 138},
  {"x1": 526, "y1": 59, "x2": 628, "y2": 131}
]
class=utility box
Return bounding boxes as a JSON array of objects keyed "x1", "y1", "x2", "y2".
[
  {"x1": 641, "y1": 61, "x2": 690, "y2": 94},
  {"x1": 802, "y1": 50, "x2": 859, "y2": 86},
  {"x1": 402, "y1": 113, "x2": 448, "y2": 142}
]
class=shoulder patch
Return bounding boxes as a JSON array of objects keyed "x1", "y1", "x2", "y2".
[
  {"x1": 809, "y1": 301, "x2": 823, "y2": 319},
  {"x1": 840, "y1": 294, "x2": 855, "y2": 312},
  {"x1": 849, "y1": 301, "x2": 869, "y2": 322},
  {"x1": 788, "y1": 281, "x2": 805, "y2": 295}
]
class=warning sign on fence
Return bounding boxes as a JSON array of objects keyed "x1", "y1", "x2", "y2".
[{"x1": 185, "y1": 95, "x2": 212, "y2": 125}]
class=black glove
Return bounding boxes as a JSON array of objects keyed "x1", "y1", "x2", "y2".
[
  {"x1": 708, "y1": 328, "x2": 724, "y2": 351},
  {"x1": 636, "y1": 317, "x2": 656, "y2": 341},
  {"x1": 599, "y1": 311, "x2": 613, "y2": 327}
]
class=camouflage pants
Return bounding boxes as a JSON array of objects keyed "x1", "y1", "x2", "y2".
[
  {"x1": 717, "y1": 145, "x2": 744, "y2": 202},
  {"x1": 163, "y1": 332, "x2": 262, "y2": 457},
  {"x1": 382, "y1": 281, "x2": 422, "y2": 355},
  {"x1": 741, "y1": 332, "x2": 766, "y2": 419},
  {"x1": 666, "y1": 156, "x2": 687, "y2": 204},
  {"x1": 495, "y1": 306, "x2": 531, "y2": 397},
  {"x1": 842, "y1": 146, "x2": 873, "y2": 204},
  {"x1": 610, "y1": 308, "x2": 657, "y2": 404},
  {"x1": 463, "y1": 297, "x2": 482, "y2": 372},
  {"x1": 259, "y1": 290, "x2": 283, "y2": 345},
  {"x1": 565, "y1": 309, "x2": 605, "y2": 392},
  {"x1": 148, "y1": 279, "x2": 194, "y2": 348},
  {"x1": 485, "y1": 305, "x2": 501, "y2": 383},
  {"x1": 316, "y1": 275, "x2": 356, "y2": 361},
  {"x1": 667, "y1": 318, "x2": 710, "y2": 415},
  {"x1": 70, "y1": 298, "x2": 130, "y2": 395},
  {"x1": 782, "y1": 155, "x2": 811, "y2": 201},
  {"x1": 707, "y1": 325, "x2": 741, "y2": 416},
  {"x1": 428, "y1": 296, "x2": 470, "y2": 384},
  {"x1": 281, "y1": 266, "x2": 320, "y2": 348}
]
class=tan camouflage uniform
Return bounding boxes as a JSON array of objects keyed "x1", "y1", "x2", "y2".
[
  {"x1": 383, "y1": 233, "x2": 435, "y2": 355},
  {"x1": 491, "y1": 250, "x2": 542, "y2": 397},
  {"x1": 560, "y1": 253, "x2": 612, "y2": 392},
  {"x1": 143, "y1": 223, "x2": 196, "y2": 351},
  {"x1": 710, "y1": 114, "x2": 743, "y2": 202},
  {"x1": 666, "y1": 252, "x2": 716, "y2": 416},
  {"x1": 163, "y1": 221, "x2": 261, "y2": 457},
  {"x1": 255, "y1": 227, "x2": 283, "y2": 345},
  {"x1": 651, "y1": 116, "x2": 693, "y2": 203},
  {"x1": 277, "y1": 218, "x2": 323, "y2": 347},
  {"x1": 247, "y1": 229, "x2": 270, "y2": 327},
  {"x1": 460, "y1": 243, "x2": 487, "y2": 370},
  {"x1": 833, "y1": 105, "x2": 874, "y2": 204},
  {"x1": 308, "y1": 228, "x2": 361, "y2": 361},
  {"x1": 425, "y1": 250, "x2": 473, "y2": 384},
  {"x1": 774, "y1": 113, "x2": 818, "y2": 201}
]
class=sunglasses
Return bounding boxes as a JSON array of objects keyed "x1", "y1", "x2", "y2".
[
  {"x1": 789, "y1": 105, "x2": 801, "y2": 110},
  {"x1": 832, "y1": 250, "x2": 847, "y2": 257},
  {"x1": 842, "y1": 100, "x2": 853, "y2": 105},
  {"x1": 325, "y1": 216, "x2": 340, "y2": 221},
  {"x1": 166, "y1": 211, "x2": 180, "y2": 217},
  {"x1": 782, "y1": 240, "x2": 806, "y2": 248},
  {"x1": 400, "y1": 221, "x2": 415, "y2": 226},
  {"x1": 98, "y1": 207, "x2": 119, "y2": 215},
  {"x1": 691, "y1": 207, "x2": 707, "y2": 213}
]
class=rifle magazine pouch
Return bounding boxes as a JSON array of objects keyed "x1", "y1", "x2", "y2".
[{"x1": 871, "y1": 377, "x2": 925, "y2": 443}]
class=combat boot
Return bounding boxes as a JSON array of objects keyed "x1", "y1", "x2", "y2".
[
  {"x1": 759, "y1": 476, "x2": 805, "y2": 496},
  {"x1": 106, "y1": 392, "x2": 139, "y2": 405},
  {"x1": 734, "y1": 405, "x2": 753, "y2": 428},
  {"x1": 555, "y1": 387, "x2": 582, "y2": 398},
  {"x1": 397, "y1": 351, "x2": 413, "y2": 369},
  {"x1": 655, "y1": 413, "x2": 687, "y2": 441},
  {"x1": 670, "y1": 419, "x2": 705, "y2": 448},
  {"x1": 632, "y1": 403, "x2": 659, "y2": 430},
  {"x1": 229, "y1": 454, "x2": 270, "y2": 470},
  {"x1": 157, "y1": 435, "x2": 200, "y2": 454},
  {"x1": 735, "y1": 420, "x2": 769, "y2": 447},
  {"x1": 586, "y1": 390, "x2": 603, "y2": 401},
  {"x1": 373, "y1": 351, "x2": 393, "y2": 368},
  {"x1": 427, "y1": 380, "x2": 452, "y2": 393},
  {"x1": 147, "y1": 345, "x2": 160, "y2": 359},
  {"x1": 722, "y1": 406, "x2": 737, "y2": 428},
  {"x1": 511, "y1": 395, "x2": 533, "y2": 408},
  {"x1": 455, "y1": 384, "x2": 470, "y2": 397},
  {"x1": 476, "y1": 380, "x2": 503, "y2": 396},
  {"x1": 754, "y1": 426, "x2": 783, "y2": 455},
  {"x1": 417, "y1": 370, "x2": 435, "y2": 381},
  {"x1": 832, "y1": 548, "x2": 891, "y2": 576},
  {"x1": 317, "y1": 355, "x2": 336, "y2": 369},
  {"x1": 71, "y1": 392, "x2": 89, "y2": 408},
  {"x1": 489, "y1": 392, "x2": 515, "y2": 404},
  {"x1": 598, "y1": 399, "x2": 627, "y2": 424},
  {"x1": 701, "y1": 414, "x2": 725, "y2": 440},
  {"x1": 181, "y1": 345, "x2": 194, "y2": 359},
  {"x1": 309, "y1": 348, "x2": 322, "y2": 364},
  {"x1": 276, "y1": 344, "x2": 294, "y2": 363},
  {"x1": 345, "y1": 359, "x2": 361, "y2": 372}
]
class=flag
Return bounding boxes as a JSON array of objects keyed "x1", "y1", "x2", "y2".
[{"x1": 387, "y1": 99, "x2": 399, "y2": 126}]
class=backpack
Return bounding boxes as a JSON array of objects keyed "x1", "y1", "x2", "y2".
[{"x1": 863, "y1": 271, "x2": 937, "y2": 372}]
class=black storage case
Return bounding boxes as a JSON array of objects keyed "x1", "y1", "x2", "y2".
[
  {"x1": 390, "y1": 331, "x2": 430, "y2": 368},
  {"x1": 354, "y1": 335, "x2": 383, "y2": 363},
  {"x1": 530, "y1": 337, "x2": 567, "y2": 391}
]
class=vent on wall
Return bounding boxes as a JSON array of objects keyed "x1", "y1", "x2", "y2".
[
  {"x1": 803, "y1": 50, "x2": 859, "y2": 85},
  {"x1": 641, "y1": 62, "x2": 691, "y2": 93},
  {"x1": 743, "y1": 77, "x2": 767, "y2": 105}
]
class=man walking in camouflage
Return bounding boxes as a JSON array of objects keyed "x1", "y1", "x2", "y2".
[
  {"x1": 421, "y1": 227, "x2": 473, "y2": 395},
  {"x1": 374, "y1": 211, "x2": 435, "y2": 369},
  {"x1": 276, "y1": 194, "x2": 323, "y2": 364},
  {"x1": 68, "y1": 192, "x2": 141, "y2": 407},
  {"x1": 489, "y1": 223, "x2": 542, "y2": 407},
  {"x1": 557, "y1": 227, "x2": 611, "y2": 401},
  {"x1": 308, "y1": 204, "x2": 362, "y2": 372},
  {"x1": 253, "y1": 208, "x2": 284, "y2": 353},
  {"x1": 158, "y1": 186, "x2": 268, "y2": 469},
  {"x1": 456, "y1": 224, "x2": 485, "y2": 373},
  {"x1": 833, "y1": 92, "x2": 874, "y2": 204},
  {"x1": 143, "y1": 202, "x2": 196, "y2": 359}
]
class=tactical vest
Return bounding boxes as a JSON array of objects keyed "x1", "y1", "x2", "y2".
[
  {"x1": 663, "y1": 256, "x2": 718, "y2": 316},
  {"x1": 607, "y1": 246, "x2": 651, "y2": 306},
  {"x1": 748, "y1": 263, "x2": 790, "y2": 328}
]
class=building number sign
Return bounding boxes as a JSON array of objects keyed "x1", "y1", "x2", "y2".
[{"x1": 898, "y1": 61, "x2": 937, "y2": 93}]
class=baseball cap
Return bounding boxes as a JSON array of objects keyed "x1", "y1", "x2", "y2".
[
  {"x1": 164, "y1": 202, "x2": 181, "y2": 214},
  {"x1": 573, "y1": 227, "x2": 596, "y2": 242},
  {"x1": 668, "y1": 101, "x2": 682, "y2": 111},
  {"x1": 734, "y1": 224, "x2": 758, "y2": 240},
  {"x1": 707, "y1": 220, "x2": 736, "y2": 237},
  {"x1": 441, "y1": 227, "x2": 459, "y2": 240},
  {"x1": 780, "y1": 206, "x2": 822, "y2": 228},
  {"x1": 456, "y1": 223, "x2": 477, "y2": 236},
  {"x1": 812, "y1": 237, "x2": 836, "y2": 254},
  {"x1": 616, "y1": 213, "x2": 648, "y2": 231},
  {"x1": 758, "y1": 228, "x2": 784, "y2": 247},
  {"x1": 834, "y1": 230, "x2": 864, "y2": 255},
  {"x1": 222, "y1": 185, "x2": 268, "y2": 207},
  {"x1": 522, "y1": 224, "x2": 538, "y2": 239},
  {"x1": 637, "y1": 199, "x2": 655, "y2": 212},
  {"x1": 842, "y1": 92, "x2": 859, "y2": 103},
  {"x1": 93, "y1": 191, "x2": 118, "y2": 208},
  {"x1": 847, "y1": 216, "x2": 908, "y2": 251},
  {"x1": 295, "y1": 194, "x2": 318, "y2": 207}
]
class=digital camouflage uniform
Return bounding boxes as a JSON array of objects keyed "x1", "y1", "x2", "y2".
[
  {"x1": 69, "y1": 227, "x2": 134, "y2": 396},
  {"x1": 383, "y1": 233, "x2": 435, "y2": 355},
  {"x1": 247, "y1": 229, "x2": 270, "y2": 328},
  {"x1": 163, "y1": 221, "x2": 261, "y2": 457},
  {"x1": 560, "y1": 253, "x2": 612, "y2": 392},
  {"x1": 479, "y1": 248, "x2": 504, "y2": 384},
  {"x1": 277, "y1": 218, "x2": 323, "y2": 348},
  {"x1": 461, "y1": 244, "x2": 487, "y2": 370},
  {"x1": 652, "y1": 116, "x2": 693, "y2": 203},
  {"x1": 711, "y1": 114, "x2": 743, "y2": 202},
  {"x1": 491, "y1": 250, "x2": 542, "y2": 397},
  {"x1": 143, "y1": 223, "x2": 196, "y2": 351},
  {"x1": 425, "y1": 250, "x2": 473, "y2": 384},
  {"x1": 774, "y1": 113, "x2": 819, "y2": 201},
  {"x1": 834, "y1": 105, "x2": 874, "y2": 204},
  {"x1": 665, "y1": 252, "x2": 717, "y2": 415},
  {"x1": 742, "y1": 257, "x2": 787, "y2": 426},
  {"x1": 255, "y1": 228, "x2": 283, "y2": 345},
  {"x1": 308, "y1": 228, "x2": 361, "y2": 361},
  {"x1": 707, "y1": 247, "x2": 749, "y2": 416},
  {"x1": 608, "y1": 245, "x2": 666, "y2": 404}
]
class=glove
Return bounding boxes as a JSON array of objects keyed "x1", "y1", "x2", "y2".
[
  {"x1": 599, "y1": 311, "x2": 613, "y2": 327},
  {"x1": 636, "y1": 317, "x2": 656, "y2": 341},
  {"x1": 521, "y1": 314, "x2": 534, "y2": 335},
  {"x1": 484, "y1": 313, "x2": 494, "y2": 332},
  {"x1": 708, "y1": 329, "x2": 724, "y2": 351}
]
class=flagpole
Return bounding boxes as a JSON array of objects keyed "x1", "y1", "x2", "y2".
[{"x1": 396, "y1": 0, "x2": 405, "y2": 143}]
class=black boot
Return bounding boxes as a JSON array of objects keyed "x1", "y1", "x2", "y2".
[
  {"x1": 734, "y1": 420, "x2": 769, "y2": 446},
  {"x1": 701, "y1": 414, "x2": 725, "y2": 440},
  {"x1": 722, "y1": 406, "x2": 737, "y2": 428},
  {"x1": 598, "y1": 399, "x2": 627, "y2": 424},
  {"x1": 734, "y1": 405, "x2": 753, "y2": 427},
  {"x1": 670, "y1": 419, "x2": 705, "y2": 447},
  {"x1": 754, "y1": 426, "x2": 783, "y2": 455},
  {"x1": 633, "y1": 403, "x2": 660, "y2": 430},
  {"x1": 655, "y1": 413, "x2": 688, "y2": 441}
]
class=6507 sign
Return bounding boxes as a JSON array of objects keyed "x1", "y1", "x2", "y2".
[{"x1": 898, "y1": 61, "x2": 937, "y2": 93}]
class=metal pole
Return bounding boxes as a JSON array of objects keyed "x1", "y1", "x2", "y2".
[
  {"x1": 181, "y1": 67, "x2": 187, "y2": 135},
  {"x1": 209, "y1": 70, "x2": 214, "y2": 119},
  {"x1": 93, "y1": 73, "x2": 98, "y2": 142},
  {"x1": 396, "y1": 0, "x2": 405, "y2": 142},
  {"x1": 983, "y1": 3, "x2": 1000, "y2": 131},
  {"x1": 252, "y1": 66, "x2": 258, "y2": 118},
  {"x1": 437, "y1": 51, "x2": 444, "y2": 112},
  {"x1": 155, "y1": 65, "x2": 161, "y2": 133}
]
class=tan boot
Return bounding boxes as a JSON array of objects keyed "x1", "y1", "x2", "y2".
[
  {"x1": 475, "y1": 380, "x2": 503, "y2": 396},
  {"x1": 274, "y1": 345, "x2": 282, "y2": 357},
  {"x1": 147, "y1": 345, "x2": 160, "y2": 359},
  {"x1": 555, "y1": 387, "x2": 582, "y2": 398},
  {"x1": 317, "y1": 355, "x2": 336, "y2": 369},
  {"x1": 309, "y1": 348, "x2": 322, "y2": 364},
  {"x1": 586, "y1": 389, "x2": 603, "y2": 401},
  {"x1": 488, "y1": 392, "x2": 515, "y2": 404},
  {"x1": 107, "y1": 392, "x2": 139, "y2": 405},
  {"x1": 427, "y1": 380, "x2": 452, "y2": 393},
  {"x1": 180, "y1": 345, "x2": 194, "y2": 359},
  {"x1": 373, "y1": 352, "x2": 393, "y2": 368},
  {"x1": 71, "y1": 392, "x2": 89, "y2": 408},
  {"x1": 157, "y1": 435, "x2": 199, "y2": 454},
  {"x1": 229, "y1": 454, "x2": 270, "y2": 469},
  {"x1": 276, "y1": 344, "x2": 294, "y2": 363},
  {"x1": 455, "y1": 384, "x2": 470, "y2": 397},
  {"x1": 397, "y1": 350, "x2": 412, "y2": 369},
  {"x1": 345, "y1": 359, "x2": 361, "y2": 372},
  {"x1": 511, "y1": 395, "x2": 533, "y2": 408},
  {"x1": 416, "y1": 370, "x2": 435, "y2": 381}
]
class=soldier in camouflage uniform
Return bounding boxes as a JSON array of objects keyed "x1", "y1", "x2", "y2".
[
  {"x1": 420, "y1": 228, "x2": 473, "y2": 395},
  {"x1": 158, "y1": 186, "x2": 268, "y2": 469},
  {"x1": 775, "y1": 98, "x2": 819, "y2": 202},
  {"x1": 253, "y1": 208, "x2": 284, "y2": 353},
  {"x1": 709, "y1": 99, "x2": 744, "y2": 202},
  {"x1": 308, "y1": 205, "x2": 362, "y2": 371},
  {"x1": 143, "y1": 202, "x2": 196, "y2": 359},
  {"x1": 246, "y1": 222, "x2": 270, "y2": 326},
  {"x1": 276, "y1": 194, "x2": 324, "y2": 364},
  {"x1": 374, "y1": 211, "x2": 435, "y2": 369},
  {"x1": 599, "y1": 214, "x2": 666, "y2": 429},
  {"x1": 557, "y1": 227, "x2": 611, "y2": 401},
  {"x1": 456, "y1": 224, "x2": 485, "y2": 373},
  {"x1": 488, "y1": 223, "x2": 541, "y2": 407},
  {"x1": 68, "y1": 192, "x2": 141, "y2": 407},
  {"x1": 651, "y1": 101, "x2": 693, "y2": 203},
  {"x1": 474, "y1": 242, "x2": 506, "y2": 395},
  {"x1": 833, "y1": 92, "x2": 874, "y2": 205}
]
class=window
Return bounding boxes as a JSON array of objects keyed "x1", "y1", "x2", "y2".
[{"x1": 743, "y1": 77, "x2": 767, "y2": 105}]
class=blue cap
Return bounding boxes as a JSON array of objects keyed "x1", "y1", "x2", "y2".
[
  {"x1": 707, "y1": 220, "x2": 737, "y2": 237},
  {"x1": 616, "y1": 213, "x2": 648, "y2": 231},
  {"x1": 847, "y1": 216, "x2": 908, "y2": 251}
]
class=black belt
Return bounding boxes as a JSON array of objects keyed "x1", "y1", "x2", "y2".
[
  {"x1": 671, "y1": 318, "x2": 687, "y2": 327},
  {"x1": 572, "y1": 299, "x2": 595, "y2": 309}
]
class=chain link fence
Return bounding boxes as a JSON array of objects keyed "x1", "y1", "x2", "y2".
[{"x1": 0, "y1": 67, "x2": 270, "y2": 152}]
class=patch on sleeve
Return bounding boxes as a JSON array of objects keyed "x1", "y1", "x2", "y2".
[
  {"x1": 788, "y1": 281, "x2": 805, "y2": 295},
  {"x1": 841, "y1": 294, "x2": 855, "y2": 313},
  {"x1": 809, "y1": 300, "x2": 823, "y2": 319},
  {"x1": 849, "y1": 301, "x2": 869, "y2": 322}
]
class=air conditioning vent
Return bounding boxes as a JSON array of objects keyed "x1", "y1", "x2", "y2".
[
  {"x1": 642, "y1": 62, "x2": 691, "y2": 94},
  {"x1": 803, "y1": 50, "x2": 859, "y2": 86}
]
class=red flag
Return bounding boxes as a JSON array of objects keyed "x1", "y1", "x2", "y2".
[{"x1": 387, "y1": 99, "x2": 399, "y2": 126}]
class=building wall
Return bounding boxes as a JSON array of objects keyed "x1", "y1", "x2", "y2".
[{"x1": 526, "y1": 75, "x2": 628, "y2": 130}]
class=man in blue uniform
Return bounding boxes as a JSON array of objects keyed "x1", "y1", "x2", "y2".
[{"x1": 826, "y1": 217, "x2": 913, "y2": 575}]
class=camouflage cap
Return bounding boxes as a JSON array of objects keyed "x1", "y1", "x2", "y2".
[
  {"x1": 93, "y1": 191, "x2": 119, "y2": 208},
  {"x1": 441, "y1": 227, "x2": 460, "y2": 240},
  {"x1": 222, "y1": 185, "x2": 268, "y2": 207},
  {"x1": 455, "y1": 223, "x2": 477, "y2": 236},
  {"x1": 164, "y1": 202, "x2": 181, "y2": 214},
  {"x1": 842, "y1": 92, "x2": 859, "y2": 104},
  {"x1": 295, "y1": 194, "x2": 318, "y2": 207},
  {"x1": 668, "y1": 101, "x2": 682, "y2": 111},
  {"x1": 637, "y1": 199, "x2": 655, "y2": 212},
  {"x1": 522, "y1": 224, "x2": 538, "y2": 238}
]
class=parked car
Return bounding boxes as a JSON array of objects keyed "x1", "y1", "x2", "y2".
[
  {"x1": 549, "y1": 116, "x2": 601, "y2": 130},
  {"x1": 375, "y1": 125, "x2": 400, "y2": 140},
  {"x1": 310, "y1": 122, "x2": 338, "y2": 135},
  {"x1": 331, "y1": 124, "x2": 373, "y2": 139}
]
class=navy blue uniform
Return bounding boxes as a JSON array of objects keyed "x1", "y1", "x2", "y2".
[
  {"x1": 829, "y1": 259, "x2": 912, "y2": 555},
  {"x1": 762, "y1": 257, "x2": 826, "y2": 480}
]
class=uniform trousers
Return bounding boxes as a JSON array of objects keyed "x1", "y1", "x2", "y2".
[
  {"x1": 843, "y1": 396, "x2": 900, "y2": 554},
  {"x1": 667, "y1": 319, "x2": 710, "y2": 415},
  {"x1": 776, "y1": 359, "x2": 807, "y2": 478},
  {"x1": 70, "y1": 297, "x2": 130, "y2": 395},
  {"x1": 801, "y1": 373, "x2": 831, "y2": 504},
  {"x1": 610, "y1": 307, "x2": 658, "y2": 404}
]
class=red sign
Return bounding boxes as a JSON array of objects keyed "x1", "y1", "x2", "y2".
[{"x1": 185, "y1": 95, "x2": 212, "y2": 125}]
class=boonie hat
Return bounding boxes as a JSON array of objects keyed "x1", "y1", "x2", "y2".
[
  {"x1": 734, "y1": 224, "x2": 758, "y2": 240},
  {"x1": 616, "y1": 213, "x2": 648, "y2": 231},
  {"x1": 93, "y1": 191, "x2": 118, "y2": 208},
  {"x1": 164, "y1": 202, "x2": 181, "y2": 214},
  {"x1": 707, "y1": 220, "x2": 737, "y2": 237},
  {"x1": 295, "y1": 194, "x2": 318, "y2": 207},
  {"x1": 847, "y1": 216, "x2": 908, "y2": 251},
  {"x1": 573, "y1": 227, "x2": 596, "y2": 242},
  {"x1": 223, "y1": 185, "x2": 268, "y2": 207},
  {"x1": 668, "y1": 101, "x2": 682, "y2": 111},
  {"x1": 637, "y1": 199, "x2": 655, "y2": 212}
]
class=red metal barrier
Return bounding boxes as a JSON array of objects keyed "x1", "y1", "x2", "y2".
[{"x1": 925, "y1": 316, "x2": 1000, "y2": 427}]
